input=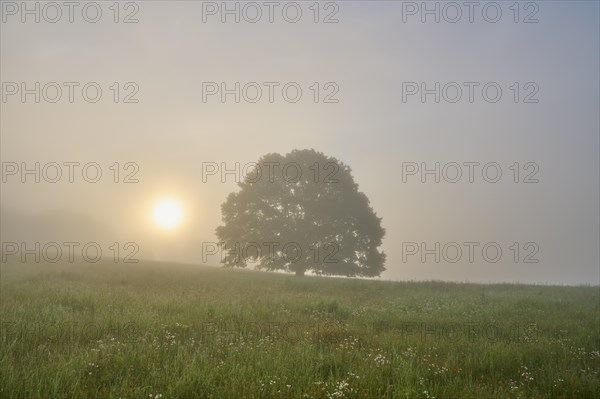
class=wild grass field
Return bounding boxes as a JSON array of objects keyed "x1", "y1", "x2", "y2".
[{"x1": 0, "y1": 259, "x2": 598, "y2": 399}]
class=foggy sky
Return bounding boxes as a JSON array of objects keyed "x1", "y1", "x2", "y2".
[{"x1": 1, "y1": 1, "x2": 598, "y2": 285}]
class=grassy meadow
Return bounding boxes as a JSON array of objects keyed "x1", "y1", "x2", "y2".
[{"x1": 0, "y1": 259, "x2": 598, "y2": 398}]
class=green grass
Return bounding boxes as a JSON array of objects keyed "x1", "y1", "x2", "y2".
[{"x1": 1, "y1": 259, "x2": 598, "y2": 398}]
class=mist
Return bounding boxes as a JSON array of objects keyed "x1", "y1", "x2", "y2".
[{"x1": 2, "y1": 1, "x2": 598, "y2": 284}]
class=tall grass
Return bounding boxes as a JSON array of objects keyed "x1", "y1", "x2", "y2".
[{"x1": 1, "y1": 259, "x2": 598, "y2": 398}]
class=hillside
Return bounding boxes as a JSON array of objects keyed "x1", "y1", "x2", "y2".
[{"x1": 1, "y1": 259, "x2": 598, "y2": 398}]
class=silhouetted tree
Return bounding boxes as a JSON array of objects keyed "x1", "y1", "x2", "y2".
[{"x1": 216, "y1": 149, "x2": 386, "y2": 277}]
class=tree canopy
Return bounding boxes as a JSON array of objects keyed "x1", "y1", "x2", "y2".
[{"x1": 215, "y1": 149, "x2": 386, "y2": 277}]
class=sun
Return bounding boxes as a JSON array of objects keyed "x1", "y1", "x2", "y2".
[{"x1": 152, "y1": 198, "x2": 184, "y2": 229}]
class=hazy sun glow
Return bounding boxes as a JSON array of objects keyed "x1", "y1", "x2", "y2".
[{"x1": 152, "y1": 199, "x2": 183, "y2": 229}]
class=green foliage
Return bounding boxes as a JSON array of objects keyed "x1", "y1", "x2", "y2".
[
  {"x1": 1, "y1": 260, "x2": 599, "y2": 398},
  {"x1": 216, "y1": 149, "x2": 386, "y2": 277}
]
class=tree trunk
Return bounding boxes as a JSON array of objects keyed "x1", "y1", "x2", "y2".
[{"x1": 295, "y1": 269, "x2": 305, "y2": 277}]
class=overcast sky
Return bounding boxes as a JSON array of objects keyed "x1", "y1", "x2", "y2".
[{"x1": 1, "y1": 1, "x2": 598, "y2": 285}]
